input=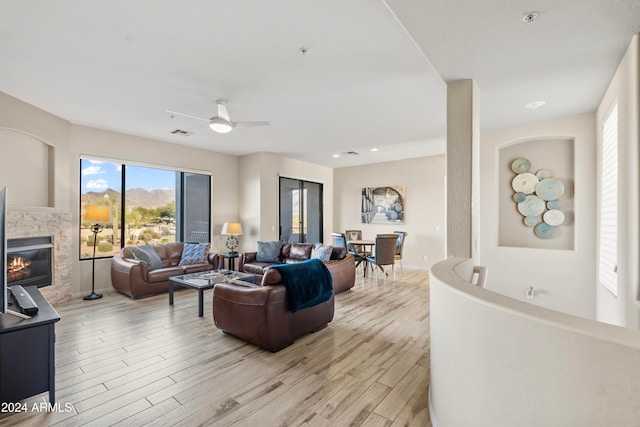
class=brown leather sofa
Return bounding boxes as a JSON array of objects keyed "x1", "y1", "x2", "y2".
[
  {"x1": 238, "y1": 242, "x2": 355, "y2": 293},
  {"x1": 111, "y1": 242, "x2": 222, "y2": 298},
  {"x1": 213, "y1": 266, "x2": 334, "y2": 352}
]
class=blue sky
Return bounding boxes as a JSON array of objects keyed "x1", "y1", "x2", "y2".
[{"x1": 81, "y1": 159, "x2": 176, "y2": 193}]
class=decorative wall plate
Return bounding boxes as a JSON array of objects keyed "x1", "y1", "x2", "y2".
[
  {"x1": 535, "y1": 169, "x2": 551, "y2": 179},
  {"x1": 547, "y1": 200, "x2": 560, "y2": 210},
  {"x1": 534, "y1": 222, "x2": 555, "y2": 239},
  {"x1": 512, "y1": 173, "x2": 539, "y2": 194},
  {"x1": 517, "y1": 195, "x2": 545, "y2": 217},
  {"x1": 513, "y1": 192, "x2": 526, "y2": 203},
  {"x1": 524, "y1": 216, "x2": 539, "y2": 227},
  {"x1": 543, "y1": 209, "x2": 565, "y2": 226},
  {"x1": 536, "y1": 178, "x2": 564, "y2": 201},
  {"x1": 511, "y1": 158, "x2": 531, "y2": 174}
]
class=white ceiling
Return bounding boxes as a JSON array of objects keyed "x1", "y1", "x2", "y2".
[{"x1": 1, "y1": 1, "x2": 639, "y2": 168}]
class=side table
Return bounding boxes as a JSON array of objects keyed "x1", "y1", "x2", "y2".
[{"x1": 224, "y1": 252, "x2": 239, "y2": 271}]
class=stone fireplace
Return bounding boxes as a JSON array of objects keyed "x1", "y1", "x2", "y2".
[{"x1": 6, "y1": 208, "x2": 72, "y2": 305}]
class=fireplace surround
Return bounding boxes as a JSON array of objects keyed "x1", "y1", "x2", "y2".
[{"x1": 6, "y1": 208, "x2": 72, "y2": 305}]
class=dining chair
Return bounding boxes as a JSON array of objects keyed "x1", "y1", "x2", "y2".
[
  {"x1": 332, "y1": 232, "x2": 366, "y2": 271},
  {"x1": 344, "y1": 229, "x2": 366, "y2": 256},
  {"x1": 344, "y1": 229, "x2": 363, "y2": 242},
  {"x1": 393, "y1": 231, "x2": 407, "y2": 273},
  {"x1": 365, "y1": 234, "x2": 399, "y2": 281}
]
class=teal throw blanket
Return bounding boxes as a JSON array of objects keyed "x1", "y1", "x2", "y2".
[{"x1": 270, "y1": 259, "x2": 333, "y2": 312}]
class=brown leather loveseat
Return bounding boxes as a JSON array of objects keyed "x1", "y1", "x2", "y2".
[
  {"x1": 111, "y1": 242, "x2": 222, "y2": 298},
  {"x1": 238, "y1": 242, "x2": 355, "y2": 293},
  {"x1": 213, "y1": 263, "x2": 334, "y2": 352}
]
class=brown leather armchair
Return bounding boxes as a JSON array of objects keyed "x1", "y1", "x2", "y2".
[{"x1": 213, "y1": 267, "x2": 334, "y2": 352}]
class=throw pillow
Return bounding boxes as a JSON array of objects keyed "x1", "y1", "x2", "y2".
[
  {"x1": 130, "y1": 245, "x2": 163, "y2": 271},
  {"x1": 256, "y1": 241, "x2": 283, "y2": 263},
  {"x1": 178, "y1": 243, "x2": 210, "y2": 265},
  {"x1": 311, "y1": 244, "x2": 333, "y2": 262}
]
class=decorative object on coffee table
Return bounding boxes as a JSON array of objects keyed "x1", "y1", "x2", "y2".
[
  {"x1": 221, "y1": 222, "x2": 243, "y2": 255},
  {"x1": 84, "y1": 205, "x2": 111, "y2": 300}
]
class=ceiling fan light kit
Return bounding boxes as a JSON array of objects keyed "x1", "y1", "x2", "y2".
[{"x1": 209, "y1": 117, "x2": 233, "y2": 133}]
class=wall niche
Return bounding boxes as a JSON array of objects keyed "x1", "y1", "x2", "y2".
[
  {"x1": 498, "y1": 138, "x2": 574, "y2": 250},
  {"x1": 0, "y1": 129, "x2": 54, "y2": 207}
]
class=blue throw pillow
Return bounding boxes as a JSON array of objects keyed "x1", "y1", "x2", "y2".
[
  {"x1": 179, "y1": 243, "x2": 210, "y2": 265},
  {"x1": 256, "y1": 241, "x2": 283, "y2": 263},
  {"x1": 130, "y1": 245, "x2": 163, "y2": 271},
  {"x1": 311, "y1": 244, "x2": 333, "y2": 262}
]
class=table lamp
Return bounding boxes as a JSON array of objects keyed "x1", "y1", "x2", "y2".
[
  {"x1": 84, "y1": 205, "x2": 111, "y2": 300},
  {"x1": 221, "y1": 222, "x2": 243, "y2": 255}
]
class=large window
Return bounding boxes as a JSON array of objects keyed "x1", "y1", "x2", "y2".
[
  {"x1": 599, "y1": 104, "x2": 618, "y2": 295},
  {"x1": 80, "y1": 158, "x2": 211, "y2": 259}
]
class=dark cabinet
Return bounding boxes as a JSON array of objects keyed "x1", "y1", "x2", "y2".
[{"x1": 0, "y1": 287, "x2": 60, "y2": 403}]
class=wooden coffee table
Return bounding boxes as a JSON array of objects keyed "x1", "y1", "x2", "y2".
[{"x1": 169, "y1": 270, "x2": 255, "y2": 317}]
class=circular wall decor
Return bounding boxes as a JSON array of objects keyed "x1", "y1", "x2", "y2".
[
  {"x1": 510, "y1": 157, "x2": 566, "y2": 240},
  {"x1": 535, "y1": 169, "x2": 551, "y2": 179},
  {"x1": 543, "y1": 209, "x2": 565, "y2": 226},
  {"x1": 513, "y1": 192, "x2": 527, "y2": 203},
  {"x1": 547, "y1": 200, "x2": 560, "y2": 210},
  {"x1": 524, "y1": 215, "x2": 539, "y2": 227},
  {"x1": 511, "y1": 158, "x2": 531, "y2": 174},
  {"x1": 534, "y1": 222, "x2": 555, "y2": 239},
  {"x1": 517, "y1": 195, "x2": 545, "y2": 217},
  {"x1": 536, "y1": 178, "x2": 564, "y2": 201},
  {"x1": 512, "y1": 173, "x2": 539, "y2": 194}
]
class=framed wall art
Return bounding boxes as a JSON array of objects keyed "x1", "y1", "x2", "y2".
[{"x1": 361, "y1": 186, "x2": 405, "y2": 224}]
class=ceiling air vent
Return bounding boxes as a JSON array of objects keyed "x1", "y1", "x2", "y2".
[
  {"x1": 171, "y1": 129, "x2": 192, "y2": 136},
  {"x1": 343, "y1": 151, "x2": 359, "y2": 155}
]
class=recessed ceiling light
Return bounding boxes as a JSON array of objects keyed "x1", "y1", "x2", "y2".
[
  {"x1": 522, "y1": 12, "x2": 538, "y2": 23},
  {"x1": 524, "y1": 101, "x2": 546, "y2": 110},
  {"x1": 370, "y1": 147, "x2": 379, "y2": 152},
  {"x1": 332, "y1": 154, "x2": 340, "y2": 158}
]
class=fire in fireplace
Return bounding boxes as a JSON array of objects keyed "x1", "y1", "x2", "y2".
[{"x1": 7, "y1": 236, "x2": 54, "y2": 288}]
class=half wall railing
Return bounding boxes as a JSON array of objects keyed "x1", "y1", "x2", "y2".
[{"x1": 429, "y1": 258, "x2": 640, "y2": 426}]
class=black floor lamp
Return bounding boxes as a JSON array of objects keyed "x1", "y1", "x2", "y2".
[{"x1": 84, "y1": 205, "x2": 111, "y2": 301}]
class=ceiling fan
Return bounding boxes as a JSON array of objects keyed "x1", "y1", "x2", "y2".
[{"x1": 166, "y1": 100, "x2": 270, "y2": 134}]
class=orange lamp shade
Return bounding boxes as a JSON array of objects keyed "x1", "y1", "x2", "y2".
[{"x1": 84, "y1": 205, "x2": 111, "y2": 223}]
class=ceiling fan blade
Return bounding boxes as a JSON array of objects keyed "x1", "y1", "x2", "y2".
[
  {"x1": 216, "y1": 101, "x2": 230, "y2": 122},
  {"x1": 166, "y1": 110, "x2": 210, "y2": 122},
  {"x1": 234, "y1": 121, "x2": 270, "y2": 128}
]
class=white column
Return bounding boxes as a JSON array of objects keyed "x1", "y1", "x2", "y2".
[{"x1": 446, "y1": 80, "x2": 479, "y2": 259}]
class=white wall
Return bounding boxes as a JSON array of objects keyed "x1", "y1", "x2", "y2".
[
  {"x1": 238, "y1": 152, "x2": 334, "y2": 250},
  {"x1": 479, "y1": 114, "x2": 596, "y2": 319},
  {"x1": 333, "y1": 155, "x2": 446, "y2": 269},
  {"x1": 596, "y1": 34, "x2": 640, "y2": 327},
  {"x1": 0, "y1": 91, "x2": 241, "y2": 298}
]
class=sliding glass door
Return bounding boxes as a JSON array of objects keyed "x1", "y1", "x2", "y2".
[{"x1": 279, "y1": 177, "x2": 323, "y2": 243}]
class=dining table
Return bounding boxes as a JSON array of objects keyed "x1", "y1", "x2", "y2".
[{"x1": 347, "y1": 239, "x2": 375, "y2": 277}]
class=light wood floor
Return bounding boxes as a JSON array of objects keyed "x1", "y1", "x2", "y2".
[{"x1": 1, "y1": 269, "x2": 431, "y2": 427}]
